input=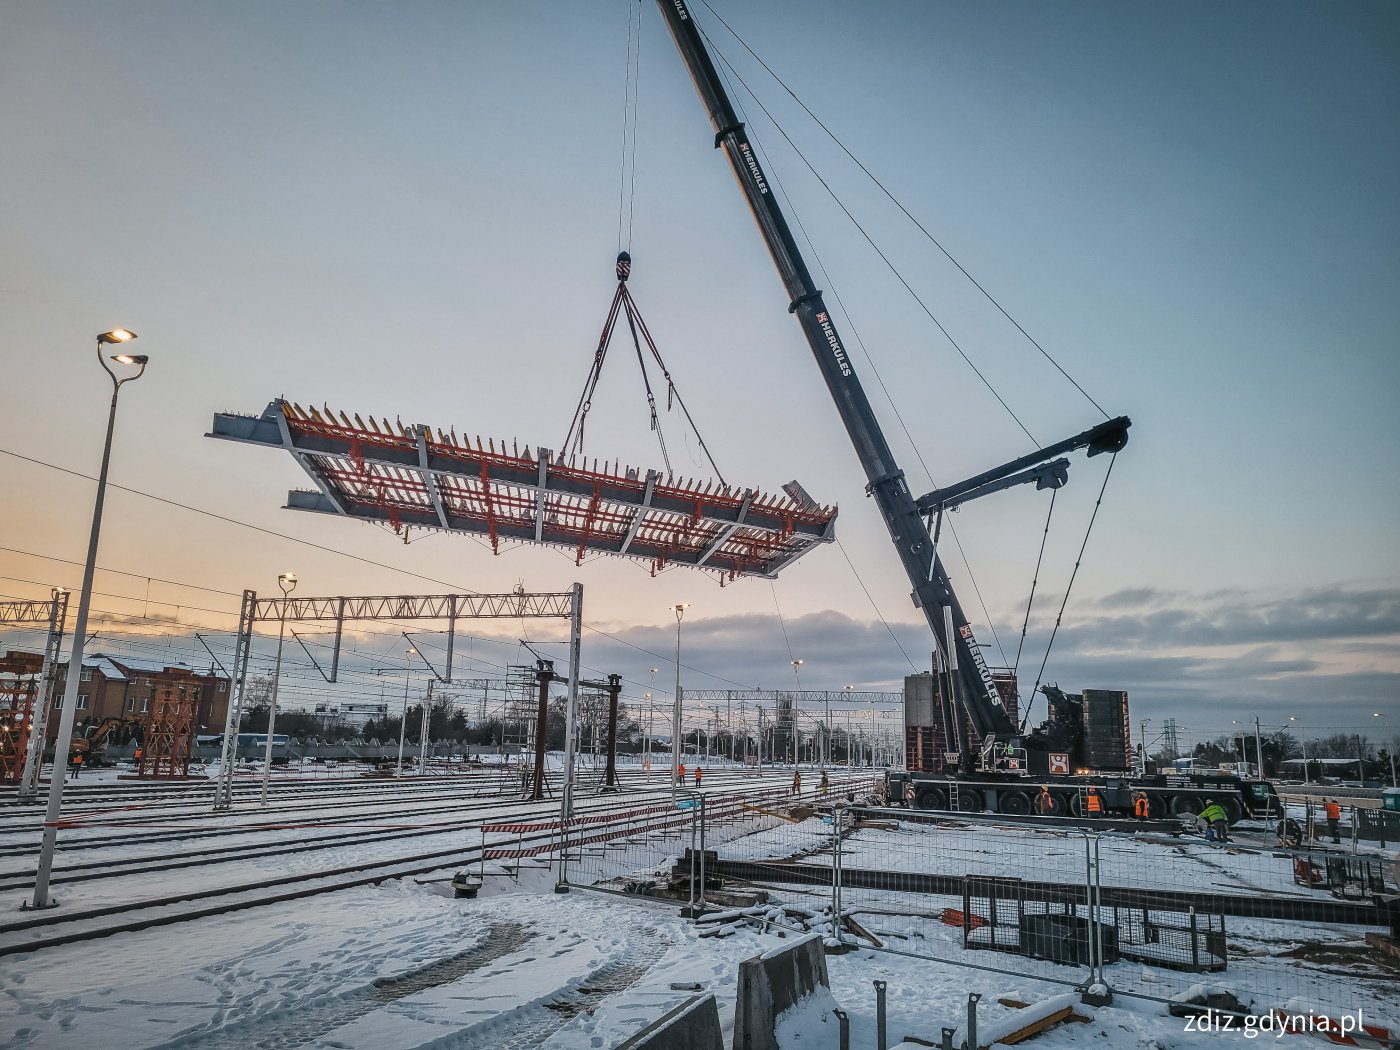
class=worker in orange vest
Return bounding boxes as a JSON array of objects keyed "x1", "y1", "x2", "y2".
[
  {"x1": 677, "y1": 762, "x2": 686, "y2": 784},
  {"x1": 1133, "y1": 792, "x2": 1150, "y2": 821},
  {"x1": 70, "y1": 750, "x2": 83, "y2": 778},
  {"x1": 1034, "y1": 785, "x2": 1055, "y2": 816},
  {"x1": 1323, "y1": 799, "x2": 1342, "y2": 844},
  {"x1": 792, "y1": 769, "x2": 802, "y2": 796},
  {"x1": 1086, "y1": 789, "x2": 1103, "y2": 818},
  {"x1": 694, "y1": 766, "x2": 702, "y2": 787}
]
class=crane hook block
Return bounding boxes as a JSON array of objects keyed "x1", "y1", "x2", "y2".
[{"x1": 616, "y1": 251, "x2": 632, "y2": 282}]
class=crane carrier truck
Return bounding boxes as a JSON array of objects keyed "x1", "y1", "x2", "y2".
[{"x1": 657, "y1": 1, "x2": 1277, "y2": 826}]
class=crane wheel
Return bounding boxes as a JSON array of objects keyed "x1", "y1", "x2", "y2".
[
  {"x1": 1221, "y1": 797, "x2": 1244, "y2": 825},
  {"x1": 914, "y1": 787, "x2": 947, "y2": 811},
  {"x1": 1170, "y1": 795, "x2": 1200, "y2": 819},
  {"x1": 956, "y1": 789, "x2": 984, "y2": 812},
  {"x1": 998, "y1": 790, "x2": 1031, "y2": 816}
]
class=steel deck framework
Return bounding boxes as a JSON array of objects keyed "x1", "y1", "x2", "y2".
[{"x1": 209, "y1": 400, "x2": 836, "y2": 580}]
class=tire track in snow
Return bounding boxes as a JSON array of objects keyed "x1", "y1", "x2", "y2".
[
  {"x1": 148, "y1": 922, "x2": 535, "y2": 1050},
  {"x1": 434, "y1": 933, "x2": 669, "y2": 1050}
]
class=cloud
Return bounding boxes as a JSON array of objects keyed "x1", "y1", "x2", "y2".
[{"x1": 4, "y1": 581, "x2": 1396, "y2": 751}]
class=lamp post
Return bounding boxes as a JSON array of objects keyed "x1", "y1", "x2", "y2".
[
  {"x1": 259, "y1": 571, "x2": 297, "y2": 806},
  {"x1": 791, "y1": 659, "x2": 808, "y2": 769},
  {"x1": 645, "y1": 666, "x2": 657, "y2": 772},
  {"x1": 397, "y1": 648, "x2": 415, "y2": 776},
  {"x1": 1290, "y1": 716, "x2": 1308, "y2": 782},
  {"x1": 671, "y1": 604, "x2": 688, "y2": 787},
  {"x1": 30, "y1": 330, "x2": 146, "y2": 910},
  {"x1": 1376, "y1": 713, "x2": 1395, "y2": 787},
  {"x1": 842, "y1": 685, "x2": 853, "y2": 765},
  {"x1": 643, "y1": 692, "x2": 653, "y2": 772}
]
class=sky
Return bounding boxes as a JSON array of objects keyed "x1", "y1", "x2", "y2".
[{"x1": 1, "y1": 0, "x2": 1397, "y2": 751}]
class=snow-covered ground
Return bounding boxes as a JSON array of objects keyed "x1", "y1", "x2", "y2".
[
  {"x1": 7, "y1": 863, "x2": 1393, "y2": 1049},
  {"x1": 2, "y1": 775, "x2": 1394, "y2": 1049}
]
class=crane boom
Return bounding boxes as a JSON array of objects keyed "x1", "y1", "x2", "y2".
[
  {"x1": 655, "y1": 0, "x2": 1009, "y2": 740},
  {"x1": 656, "y1": 2, "x2": 1132, "y2": 762}
]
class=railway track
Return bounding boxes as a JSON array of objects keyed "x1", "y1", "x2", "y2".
[
  {"x1": 0, "y1": 786, "x2": 784, "y2": 959},
  {"x1": 0, "y1": 765, "x2": 766, "y2": 820},
  {"x1": 0, "y1": 788, "x2": 681, "y2": 890},
  {"x1": 0, "y1": 767, "x2": 777, "y2": 847}
]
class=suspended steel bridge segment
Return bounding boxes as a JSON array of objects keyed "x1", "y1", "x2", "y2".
[{"x1": 208, "y1": 399, "x2": 836, "y2": 581}]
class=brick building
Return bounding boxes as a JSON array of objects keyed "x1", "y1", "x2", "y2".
[{"x1": 48, "y1": 653, "x2": 230, "y2": 739}]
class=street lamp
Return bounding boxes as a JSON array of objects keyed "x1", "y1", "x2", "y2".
[
  {"x1": 842, "y1": 684, "x2": 853, "y2": 765},
  {"x1": 671, "y1": 604, "x2": 688, "y2": 788},
  {"x1": 30, "y1": 331, "x2": 147, "y2": 910},
  {"x1": 791, "y1": 659, "x2": 809, "y2": 768},
  {"x1": 645, "y1": 666, "x2": 657, "y2": 773},
  {"x1": 397, "y1": 648, "x2": 415, "y2": 776},
  {"x1": 259, "y1": 571, "x2": 297, "y2": 806},
  {"x1": 1289, "y1": 716, "x2": 1308, "y2": 783},
  {"x1": 1375, "y1": 713, "x2": 1396, "y2": 787},
  {"x1": 643, "y1": 691, "x2": 653, "y2": 772}
]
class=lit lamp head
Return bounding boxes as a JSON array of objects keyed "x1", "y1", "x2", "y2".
[
  {"x1": 277, "y1": 572, "x2": 298, "y2": 595},
  {"x1": 98, "y1": 330, "x2": 146, "y2": 365}
]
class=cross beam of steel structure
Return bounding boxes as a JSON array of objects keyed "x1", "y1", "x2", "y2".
[
  {"x1": 213, "y1": 586, "x2": 584, "y2": 817},
  {"x1": 0, "y1": 592, "x2": 70, "y2": 799},
  {"x1": 208, "y1": 400, "x2": 837, "y2": 580},
  {"x1": 680, "y1": 689, "x2": 902, "y2": 706}
]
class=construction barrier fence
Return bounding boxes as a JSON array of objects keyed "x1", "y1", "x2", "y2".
[{"x1": 565, "y1": 789, "x2": 1399, "y2": 1037}]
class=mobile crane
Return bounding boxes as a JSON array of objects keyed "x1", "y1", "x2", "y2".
[{"x1": 655, "y1": 2, "x2": 1276, "y2": 825}]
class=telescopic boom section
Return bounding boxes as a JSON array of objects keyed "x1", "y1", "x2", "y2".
[{"x1": 656, "y1": 0, "x2": 1011, "y2": 737}]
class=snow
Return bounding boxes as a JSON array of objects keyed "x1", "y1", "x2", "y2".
[
  {"x1": 952, "y1": 992, "x2": 1093, "y2": 1048},
  {"x1": 2, "y1": 867, "x2": 1390, "y2": 1049},
  {"x1": 1, "y1": 775, "x2": 1396, "y2": 1049}
]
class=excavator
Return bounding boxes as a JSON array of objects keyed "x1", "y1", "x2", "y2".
[{"x1": 654, "y1": 3, "x2": 1276, "y2": 825}]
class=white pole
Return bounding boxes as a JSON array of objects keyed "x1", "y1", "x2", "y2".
[
  {"x1": 560, "y1": 582, "x2": 583, "y2": 819},
  {"x1": 643, "y1": 693, "x2": 653, "y2": 773},
  {"x1": 671, "y1": 604, "x2": 687, "y2": 788},
  {"x1": 259, "y1": 573, "x2": 296, "y2": 806},
  {"x1": 419, "y1": 679, "x2": 432, "y2": 772},
  {"x1": 1254, "y1": 715, "x2": 1265, "y2": 779},
  {"x1": 18, "y1": 589, "x2": 67, "y2": 800},
  {"x1": 396, "y1": 649, "x2": 413, "y2": 776},
  {"x1": 31, "y1": 333, "x2": 145, "y2": 910}
]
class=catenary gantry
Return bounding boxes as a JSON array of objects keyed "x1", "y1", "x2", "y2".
[{"x1": 209, "y1": 400, "x2": 836, "y2": 581}]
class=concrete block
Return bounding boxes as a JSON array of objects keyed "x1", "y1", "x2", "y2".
[
  {"x1": 616, "y1": 993, "x2": 724, "y2": 1050},
  {"x1": 733, "y1": 931, "x2": 831, "y2": 1050}
]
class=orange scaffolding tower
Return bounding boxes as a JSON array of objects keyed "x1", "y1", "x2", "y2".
[
  {"x1": 0, "y1": 652, "x2": 42, "y2": 784},
  {"x1": 139, "y1": 682, "x2": 196, "y2": 779}
]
